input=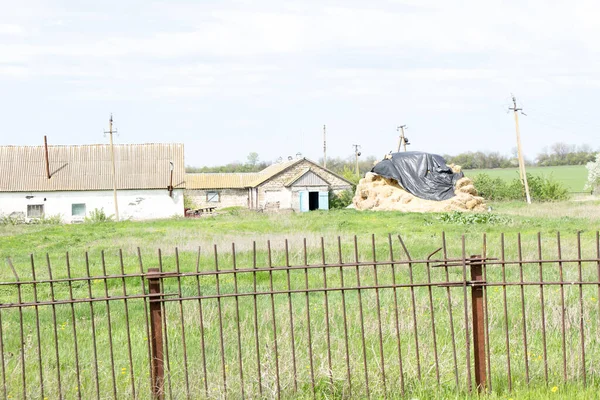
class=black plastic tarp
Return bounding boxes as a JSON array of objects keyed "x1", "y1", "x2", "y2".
[{"x1": 370, "y1": 151, "x2": 464, "y2": 201}]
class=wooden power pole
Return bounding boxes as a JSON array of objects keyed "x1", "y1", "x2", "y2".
[
  {"x1": 323, "y1": 124, "x2": 327, "y2": 168},
  {"x1": 397, "y1": 125, "x2": 408, "y2": 152},
  {"x1": 353, "y1": 144, "x2": 361, "y2": 178},
  {"x1": 105, "y1": 114, "x2": 120, "y2": 221},
  {"x1": 509, "y1": 96, "x2": 531, "y2": 204}
]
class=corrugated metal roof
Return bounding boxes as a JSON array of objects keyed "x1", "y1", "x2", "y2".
[
  {"x1": 185, "y1": 173, "x2": 260, "y2": 189},
  {"x1": 0, "y1": 143, "x2": 185, "y2": 192}
]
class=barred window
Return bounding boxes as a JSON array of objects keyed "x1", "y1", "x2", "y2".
[
  {"x1": 27, "y1": 204, "x2": 44, "y2": 218},
  {"x1": 72, "y1": 203, "x2": 86, "y2": 217}
]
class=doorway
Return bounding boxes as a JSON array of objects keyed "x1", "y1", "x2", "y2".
[{"x1": 308, "y1": 191, "x2": 319, "y2": 211}]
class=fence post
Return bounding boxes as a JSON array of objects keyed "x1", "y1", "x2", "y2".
[
  {"x1": 470, "y1": 255, "x2": 487, "y2": 392},
  {"x1": 148, "y1": 268, "x2": 165, "y2": 400}
]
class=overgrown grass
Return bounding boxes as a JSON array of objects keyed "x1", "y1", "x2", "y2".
[{"x1": 1, "y1": 206, "x2": 600, "y2": 398}]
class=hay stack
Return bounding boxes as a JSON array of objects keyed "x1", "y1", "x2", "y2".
[{"x1": 352, "y1": 172, "x2": 486, "y2": 212}]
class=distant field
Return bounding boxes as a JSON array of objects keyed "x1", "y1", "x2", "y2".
[{"x1": 463, "y1": 165, "x2": 588, "y2": 192}]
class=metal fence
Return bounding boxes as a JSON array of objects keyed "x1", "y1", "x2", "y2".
[{"x1": 1, "y1": 231, "x2": 600, "y2": 399}]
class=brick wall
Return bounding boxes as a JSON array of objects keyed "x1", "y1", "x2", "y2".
[{"x1": 185, "y1": 188, "x2": 248, "y2": 209}]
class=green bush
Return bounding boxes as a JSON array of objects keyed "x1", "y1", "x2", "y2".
[
  {"x1": 329, "y1": 190, "x2": 354, "y2": 209},
  {"x1": 85, "y1": 208, "x2": 114, "y2": 223},
  {"x1": 473, "y1": 173, "x2": 569, "y2": 202}
]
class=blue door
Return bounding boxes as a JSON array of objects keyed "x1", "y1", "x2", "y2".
[
  {"x1": 318, "y1": 191, "x2": 329, "y2": 210},
  {"x1": 299, "y1": 191, "x2": 309, "y2": 212}
]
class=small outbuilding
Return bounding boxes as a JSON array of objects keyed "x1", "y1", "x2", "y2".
[
  {"x1": 186, "y1": 158, "x2": 353, "y2": 212},
  {"x1": 0, "y1": 143, "x2": 185, "y2": 222}
]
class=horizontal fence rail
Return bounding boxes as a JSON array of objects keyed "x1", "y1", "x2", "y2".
[{"x1": 1, "y1": 231, "x2": 600, "y2": 398}]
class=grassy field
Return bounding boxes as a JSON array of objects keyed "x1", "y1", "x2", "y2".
[
  {"x1": 2, "y1": 204, "x2": 600, "y2": 399},
  {"x1": 463, "y1": 165, "x2": 588, "y2": 193}
]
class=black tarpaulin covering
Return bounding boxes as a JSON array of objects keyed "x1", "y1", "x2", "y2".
[{"x1": 370, "y1": 151, "x2": 464, "y2": 201}]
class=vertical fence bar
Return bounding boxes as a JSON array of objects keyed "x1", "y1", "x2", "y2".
[
  {"x1": 119, "y1": 250, "x2": 137, "y2": 398},
  {"x1": 7, "y1": 258, "x2": 27, "y2": 399},
  {"x1": 517, "y1": 234, "x2": 530, "y2": 384},
  {"x1": 85, "y1": 252, "x2": 101, "y2": 400},
  {"x1": 576, "y1": 232, "x2": 586, "y2": 385},
  {"x1": 64, "y1": 253, "x2": 81, "y2": 400},
  {"x1": 354, "y1": 235, "x2": 370, "y2": 398},
  {"x1": 284, "y1": 239, "x2": 298, "y2": 393},
  {"x1": 302, "y1": 239, "x2": 316, "y2": 398},
  {"x1": 461, "y1": 237, "x2": 472, "y2": 392},
  {"x1": 30, "y1": 255, "x2": 45, "y2": 399},
  {"x1": 482, "y1": 234, "x2": 492, "y2": 392},
  {"x1": 0, "y1": 309, "x2": 6, "y2": 399},
  {"x1": 175, "y1": 248, "x2": 191, "y2": 399},
  {"x1": 267, "y1": 241, "x2": 281, "y2": 399},
  {"x1": 557, "y1": 232, "x2": 567, "y2": 382},
  {"x1": 157, "y1": 250, "x2": 173, "y2": 400},
  {"x1": 338, "y1": 236, "x2": 352, "y2": 397},
  {"x1": 397, "y1": 235, "x2": 421, "y2": 380},
  {"x1": 148, "y1": 267, "x2": 165, "y2": 400},
  {"x1": 537, "y1": 233, "x2": 549, "y2": 384},
  {"x1": 100, "y1": 251, "x2": 118, "y2": 400},
  {"x1": 387, "y1": 234, "x2": 404, "y2": 395},
  {"x1": 320, "y1": 237, "x2": 334, "y2": 390},
  {"x1": 426, "y1": 248, "x2": 441, "y2": 386},
  {"x1": 46, "y1": 254, "x2": 63, "y2": 398},
  {"x1": 251, "y1": 242, "x2": 262, "y2": 396},
  {"x1": 470, "y1": 255, "x2": 486, "y2": 392},
  {"x1": 442, "y1": 232, "x2": 459, "y2": 388},
  {"x1": 231, "y1": 244, "x2": 245, "y2": 399},
  {"x1": 371, "y1": 234, "x2": 387, "y2": 397},
  {"x1": 214, "y1": 245, "x2": 228, "y2": 398},
  {"x1": 194, "y1": 247, "x2": 209, "y2": 398},
  {"x1": 138, "y1": 249, "x2": 156, "y2": 398},
  {"x1": 500, "y1": 234, "x2": 512, "y2": 390}
]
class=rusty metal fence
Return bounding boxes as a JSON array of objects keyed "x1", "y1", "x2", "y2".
[{"x1": 1, "y1": 231, "x2": 600, "y2": 399}]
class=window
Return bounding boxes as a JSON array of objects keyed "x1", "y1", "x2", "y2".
[
  {"x1": 207, "y1": 191, "x2": 220, "y2": 202},
  {"x1": 72, "y1": 203, "x2": 86, "y2": 217},
  {"x1": 27, "y1": 204, "x2": 44, "y2": 218}
]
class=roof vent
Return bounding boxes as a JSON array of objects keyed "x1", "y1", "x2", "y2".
[
  {"x1": 296, "y1": 152, "x2": 302, "y2": 159},
  {"x1": 288, "y1": 156, "x2": 293, "y2": 161}
]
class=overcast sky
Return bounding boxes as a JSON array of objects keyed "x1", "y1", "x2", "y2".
[{"x1": 1, "y1": 0, "x2": 599, "y2": 166}]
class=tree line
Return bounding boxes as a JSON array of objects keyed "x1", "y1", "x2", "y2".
[{"x1": 186, "y1": 143, "x2": 598, "y2": 175}]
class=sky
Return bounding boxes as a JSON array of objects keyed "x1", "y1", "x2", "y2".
[{"x1": 1, "y1": 0, "x2": 599, "y2": 167}]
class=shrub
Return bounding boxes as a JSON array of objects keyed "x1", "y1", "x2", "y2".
[
  {"x1": 184, "y1": 194, "x2": 197, "y2": 210},
  {"x1": 438, "y1": 211, "x2": 512, "y2": 225},
  {"x1": 0, "y1": 213, "x2": 25, "y2": 225},
  {"x1": 329, "y1": 190, "x2": 354, "y2": 209},
  {"x1": 473, "y1": 173, "x2": 569, "y2": 202},
  {"x1": 85, "y1": 208, "x2": 114, "y2": 223}
]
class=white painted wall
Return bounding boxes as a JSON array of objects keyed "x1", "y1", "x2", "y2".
[{"x1": 0, "y1": 189, "x2": 184, "y2": 223}]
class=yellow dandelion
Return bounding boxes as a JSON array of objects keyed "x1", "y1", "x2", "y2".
[
  {"x1": 537, "y1": 355, "x2": 542, "y2": 361},
  {"x1": 143, "y1": 337, "x2": 148, "y2": 341},
  {"x1": 592, "y1": 297, "x2": 597, "y2": 302},
  {"x1": 551, "y1": 386, "x2": 558, "y2": 393}
]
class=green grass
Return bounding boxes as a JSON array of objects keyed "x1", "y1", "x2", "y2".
[
  {"x1": 463, "y1": 165, "x2": 589, "y2": 193},
  {"x1": 1, "y1": 206, "x2": 600, "y2": 399}
]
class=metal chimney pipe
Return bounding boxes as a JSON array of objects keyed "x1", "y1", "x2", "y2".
[{"x1": 44, "y1": 135, "x2": 50, "y2": 179}]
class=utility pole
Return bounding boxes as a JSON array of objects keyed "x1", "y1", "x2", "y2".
[
  {"x1": 323, "y1": 124, "x2": 327, "y2": 168},
  {"x1": 509, "y1": 95, "x2": 531, "y2": 204},
  {"x1": 353, "y1": 144, "x2": 361, "y2": 178},
  {"x1": 105, "y1": 114, "x2": 120, "y2": 221},
  {"x1": 397, "y1": 125, "x2": 408, "y2": 152}
]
